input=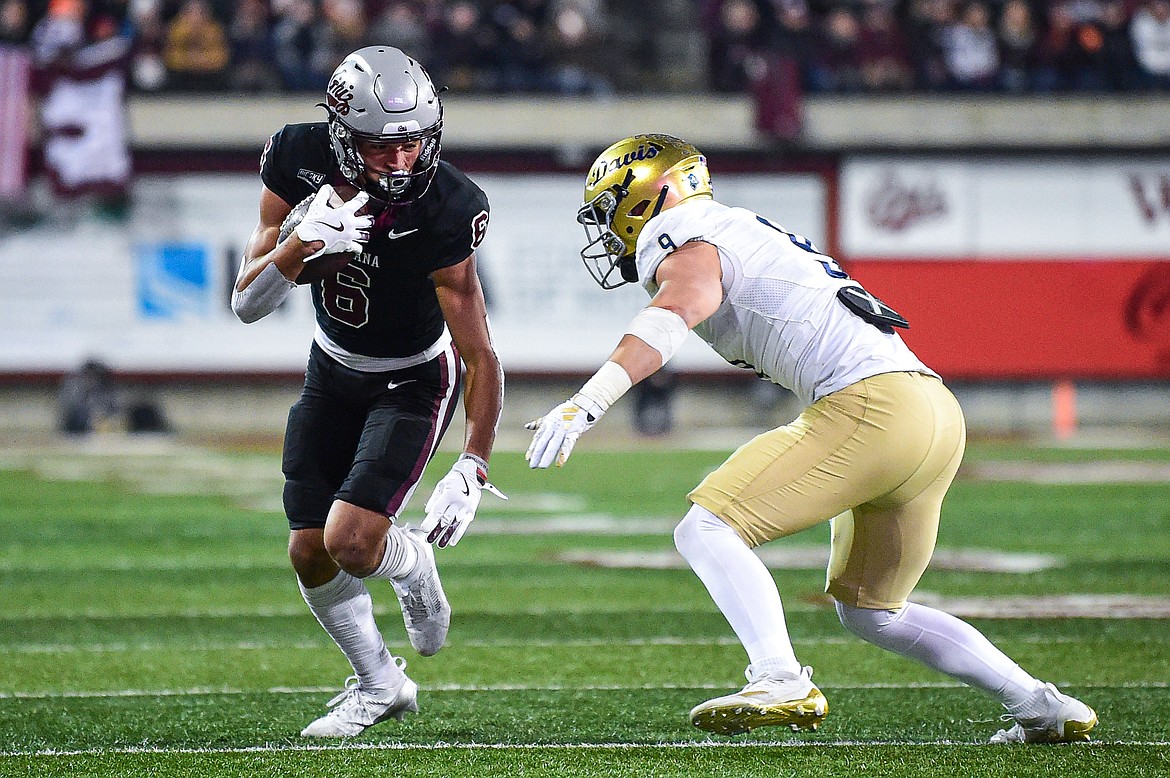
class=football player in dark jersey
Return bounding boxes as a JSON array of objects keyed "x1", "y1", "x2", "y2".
[{"x1": 231, "y1": 46, "x2": 504, "y2": 738}]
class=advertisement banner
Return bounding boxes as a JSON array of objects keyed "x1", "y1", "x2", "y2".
[
  {"x1": 841, "y1": 156, "x2": 1170, "y2": 379},
  {"x1": 850, "y1": 259, "x2": 1170, "y2": 379},
  {"x1": 0, "y1": 172, "x2": 826, "y2": 375}
]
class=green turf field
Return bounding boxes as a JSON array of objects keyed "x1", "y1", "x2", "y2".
[{"x1": 1, "y1": 439, "x2": 1168, "y2": 777}]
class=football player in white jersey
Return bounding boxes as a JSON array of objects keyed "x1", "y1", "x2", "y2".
[{"x1": 525, "y1": 134, "x2": 1097, "y2": 743}]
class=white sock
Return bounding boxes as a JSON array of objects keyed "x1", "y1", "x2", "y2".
[
  {"x1": 298, "y1": 570, "x2": 401, "y2": 694},
  {"x1": 366, "y1": 524, "x2": 418, "y2": 582},
  {"x1": 674, "y1": 503, "x2": 801, "y2": 673},
  {"x1": 836, "y1": 600, "x2": 1042, "y2": 708}
]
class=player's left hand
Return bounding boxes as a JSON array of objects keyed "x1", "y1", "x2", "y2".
[
  {"x1": 525, "y1": 394, "x2": 605, "y2": 469},
  {"x1": 421, "y1": 457, "x2": 507, "y2": 548}
]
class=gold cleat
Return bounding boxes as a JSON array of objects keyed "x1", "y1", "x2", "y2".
[
  {"x1": 690, "y1": 666, "x2": 828, "y2": 736},
  {"x1": 990, "y1": 683, "x2": 1098, "y2": 744}
]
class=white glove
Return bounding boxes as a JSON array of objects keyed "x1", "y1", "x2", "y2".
[
  {"x1": 421, "y1": 456, "x2": 507, "y2": 548},
  {"x1": 525, "y1": 394, "x2": 605, "y2": 469},
  {"x1": 295, "y1": 184, "x2": 373, "y2": 261}
]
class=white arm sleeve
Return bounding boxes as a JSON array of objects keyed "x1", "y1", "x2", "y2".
[
  {"x1": 575, "y1": 360, "x2": 633, "y2": 412},
  {"x1": 625, "y1": 306, "x2": 690, "y2": 365},
  {"x1": 231, "y1": 261, "x2": 296, "y2": 324}
]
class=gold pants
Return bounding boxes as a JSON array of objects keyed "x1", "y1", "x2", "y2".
[{"x1": 689, "y1": 371, "x2": 965, "y2": 610}]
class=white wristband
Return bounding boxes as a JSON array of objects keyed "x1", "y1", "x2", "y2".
[
  {"x1": 575, "y1": 360, "x2": 632, "y2": 412},
  {"x1": 626, "y1": 306, "x2": 690, "y2": 365}
]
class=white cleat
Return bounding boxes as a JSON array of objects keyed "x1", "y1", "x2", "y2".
[
  {"x1": 689, "y1": 665, "x2": 828, "y2": 736},
  {"x1": 391, "y1": 528, "x2": 451, "y2": 656},
  {"x1": 300, "y1": 666, "x2": 419, "y2": 738},
  {"x1": 990, "y1": 683, "x2": 1098, "y2": 744}
]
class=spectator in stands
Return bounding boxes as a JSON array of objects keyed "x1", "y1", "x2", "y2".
[
  {"x1": 272, "y1": 0, "x2": 328, "y2": 90},
  {"x1": 1032, "y1": 1, "x2": 1077, "y2": 90},
  {"x1": 941, "y1": 1, "x2": 999, "y2": 90},
  {"x1": 746, "y1": 0, "x2": 807, "y2": 139},
  {"x1": 491, "y1": 1, "x2": 551, "y2": 91},
  {"x1": 367, "y1": 1, "x2": 432, "y2": 61},
  {"x1": 0, "y1": 0, "x2": 29, "y2": 43},
  {"x1": 1034, "y1": 1, "x2": 1109, "y2": 90},
  {"x1": 997, "y1": 0, "x2": 1038, "y2": 92},
  {"x1": 431, "y1": 1, "x2": 495, "y2": 91},
  {"x1": 316, "y1": 0, "x2": 365, "y2": 78},
  {"x1": 0, "y1": 0, "x2": 32, "y2": 217},
  {"x1": 1098, "y1": 0, "x2": 1139, "y2": 90},
  {"x1": 227, "y1": 0, "x2": 277, "y2": 92},
  {"x1": 544, "y1": 1, "x2": 614, "y2": 95},
  {"x1": 855, "y1": 1, "x2": 914, "y2": 92},
  {"x1": 32, "y1": 0, "x2": 134, "y2": 213},
  {"x1": 809, "y1": 6, "x2": 863, "y2": 93},
  {"x1": 903, "y1": 0, "x2": 950, "y2": 89},
  {"x1": 704, "y1": 0, "x2": 767, "y2": 93},
  {"x1": 771, "y1": 0, "x2": 816, "y2": 90},
  {"x1": 1064, "y1": 0, "x2": 1136, "y2": 91},
  {"x1": 162, "y1": 0, "x2": 229, "y2": 91},
  {"x1": 903, "y1": 0, "x2": 953, "y2": 90},
  {"x1": 1130, "y1": 0, "x2": 1170, "y2": 88},
  {"x1": 128, "y1": 0, "x2": 166, "y2": 90}
]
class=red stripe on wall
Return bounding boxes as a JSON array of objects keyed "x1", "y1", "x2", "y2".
[{"x1": 843, "y1": 259, "x2": 1170, "y2": 379}]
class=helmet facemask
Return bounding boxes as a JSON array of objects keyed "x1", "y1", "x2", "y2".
[
  {"x1": 578, "y1": 187, "x2": 637, "y2": 290},
  {"x1": 327, "y1": 113, "x2": 443, "y2": 203}
]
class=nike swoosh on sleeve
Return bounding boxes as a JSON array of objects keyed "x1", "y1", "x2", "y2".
[{"x1": 386, "y1": 228, "x2": 419, "y2": 239}]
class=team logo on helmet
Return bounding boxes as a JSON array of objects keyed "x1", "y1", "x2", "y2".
[
  {"x1": 586, "y1": 141, "x2": 662, "y2": 188},
  {"x1": 326, "y1": 77, "x2": 354, "y2": 116}
]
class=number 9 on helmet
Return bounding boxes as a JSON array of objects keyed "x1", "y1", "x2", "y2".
[{"x1": 577, "y1": 134, "x2": 713, "y2": 289}]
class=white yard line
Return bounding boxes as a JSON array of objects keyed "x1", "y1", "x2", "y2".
[
  {"x1": 0, "y1": 603, "x2": 751, "y2": 620},
  {"x1": 1, "y1": 632, "x2": 1109, "y2": 655},
  {"x1": 3, "y1": 738, "x2": 1169, "y2": 758},
  {"x1": 8, "y1": 591, "x2": 1168, "y2": 621},
  {"x1": 563, "y1": 547, "x2": 1062, "y2": 573}
]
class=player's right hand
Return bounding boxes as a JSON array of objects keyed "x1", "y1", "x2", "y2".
[
  {"x1": 524, "y1": 394, "x2": 605, "y2": 469},
  {"x1": 295, "y1": 184, "x2": 373, "y2": 260}
]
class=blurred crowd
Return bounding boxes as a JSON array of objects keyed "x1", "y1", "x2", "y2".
[
  {"x1": 1, "y1": 0, "x2": 1168, "y2": 97},
  {"x1": 704, "y1": 0, "x2": 1170, "y2": 93},
  {"x1": 0, "y1": 0, "x2": 618, "y2": 95}
]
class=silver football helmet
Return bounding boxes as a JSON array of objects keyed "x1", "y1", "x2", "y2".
[{"x1": 322, "y1": 46, "x2": 443, "y2": 203}]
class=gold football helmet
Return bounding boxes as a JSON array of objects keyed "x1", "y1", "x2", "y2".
[{"x1": 577, "y1": 134, "x2": 713, "y2": 288}]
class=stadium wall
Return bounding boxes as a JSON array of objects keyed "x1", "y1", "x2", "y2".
[{"x1": 5, "y1": 94, "x2": 1170, "y2": 437}]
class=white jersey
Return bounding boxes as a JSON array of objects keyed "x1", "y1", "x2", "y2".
[{"x1": 634, "y1": 199, "x2": 936, "y2": 407}]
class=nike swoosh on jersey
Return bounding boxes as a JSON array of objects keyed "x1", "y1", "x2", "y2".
[
  {"x1": 386, "y1": 379, "x2": 417, "y2": 390},
  {"x1": 386, "y1": 228, "x2": 419, "y2": 240}
]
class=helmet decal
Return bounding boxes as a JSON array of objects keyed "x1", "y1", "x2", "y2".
[
  {"x1": 326, "y1": 76, "x2": 354, "y2": 116},
  {"x1": 586, "y1": 141, "x2": 662, "y2": 188}
]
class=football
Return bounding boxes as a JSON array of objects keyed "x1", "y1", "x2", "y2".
[{"x1": 278, "y1": 183, "x2": 366, "y2": 285}]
